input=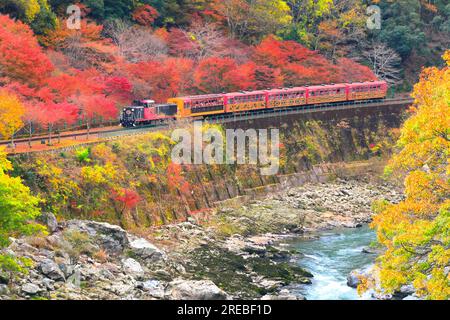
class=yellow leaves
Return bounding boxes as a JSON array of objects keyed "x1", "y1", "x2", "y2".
[
  {"x1": 264, "y1": 0, "x2": 292, "y2": 25},
  {"x1": 404, "y1": 171, "x2": 448, "y2": 206},
  {"x1": 420, "y1": 268, "x2": 450, "y2": 300},
  {"x1": 300, "y1": 0, "x2": 333, "y2": 18},
  {"x1": 81, "y1": 164, "x2": 116, "y2": 185},
  {"x1": 90, "y1": 144, "x2": 117, "y2": 164},
  {"x1": 0, "y1": 147, "x2": 12, "y2": 172},
  {"x1": 251, "y1": 0, "x2": 293, "y2": 32},
  {"x1": 0, "y1": 90, "x2": 25, "y2": 140},
  {"x1": 444, "y1": 51, "x2": 450, "y2": 66},
  {"x1": 378, "y1": 266, "x2": 408, "y2": 293},
  {"x1": 371, "y1": 51, "x2": 450, "y2": 299},
  {"x1": 10, "y1": 0, "x2": 41, "y2": 22},
  {"x1": 388, "y1": 51, "x2": 449, "y2": 178}
]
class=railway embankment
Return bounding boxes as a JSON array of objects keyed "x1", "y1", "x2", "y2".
[{"x1": 9, "y1": 112, "x2": 404, "y2": 230}]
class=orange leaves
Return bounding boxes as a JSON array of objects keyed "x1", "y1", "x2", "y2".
[
  {"x1": 132, "y1": 5, "x2": 159, "y2": 26},
  {"x1": 167, "y1": 163, "x2": 191, "y2": 196},
  {"x1": 40, "y1": 18, "x2": 104, "y2": 49}
]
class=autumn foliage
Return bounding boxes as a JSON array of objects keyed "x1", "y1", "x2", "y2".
[
  {"x1": 370, "y1": 51, "x2": 450, "y2": 300},
  {"x1": 0, "y1": 9, "x2": 379, "y2": 140}
]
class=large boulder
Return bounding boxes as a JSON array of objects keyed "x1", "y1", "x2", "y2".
[
  {"x1": 403, "y1": 295, "x2": 420, "y2": 300},
  {"x1": 347, "y1": 269, "x2": 365, "y2": 288},
  {"x1": 261, "y1": 289, "x2": 305, "y2": 300},
  {"x1": 138, "y1": 280, "x2": 165, "y2": 299},
  {"x1": 260, "y1": 294, "x2": 305, "y2": 300},
  {"x1": 21, "y1": 283, "x2": 42, "y2": 295},
  {"x1": 165, "y1": 280, "x2": 228, "y2": 300},
  {"x1": 127, "y1": 236, "x2": 165, "y2": 262},
  {"x1": 37, "y1": 212, "x2": 59, "y2": 233},
  {"x1": 39, "y1": 259, "x2": 65, "y2": 281},
  {"x1": 64, "y1": 220, "x2": 129, "y2": 255},
  {"x1": 0, "y1": 284, "x2": 9, "y2": 295},
  {"x1": 393, "y1": 284, "x2": 416, "y2": 299},
  {"x1": 122, "y1": 258, "x2": 144, "y2": 276}
]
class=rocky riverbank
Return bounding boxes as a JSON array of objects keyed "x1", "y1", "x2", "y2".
[{"x1": 0, "y1": 177, "x2": 403, "y2": 300}]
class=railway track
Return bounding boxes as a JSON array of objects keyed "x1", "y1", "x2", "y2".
[{"x1": 2, "y1": 97, "x2": 413, "y2": 154}]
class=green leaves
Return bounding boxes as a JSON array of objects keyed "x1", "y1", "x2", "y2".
[{"x1": 0, "y1": 148, "x2": 44, "y2": 274}]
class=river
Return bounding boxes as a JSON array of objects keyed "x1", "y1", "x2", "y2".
[{"x1": 284, "y1": 225, "x2": 376, "y2": 300}]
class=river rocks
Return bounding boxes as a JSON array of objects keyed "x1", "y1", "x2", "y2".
[
  {"x1": 347, "y1": 269, "x2": 365, "y2": 288},
  {"x1": 213, "y1": 179, "x2": 402, "y2": 241},
  {"x1": 21, "y1": 283, "x2": 42, "y2": 295},
  {"x1": 122, "y1": 258, "x2": 144, "y2": 276},
  {"x1": 261, "y1": 289, "x2": 305, "y2": 300},
  {"x1": 165, "y1": 280, "x2": 228, "y2": 300},
  {"x1": 39, "y1": 259, "x2": 65, "y2": 281},
  {"x1": 0, "y1": 284, "x2": 9, "y2": 295},
  {"x1": 138, "y1": 280, "x2": 165, "y2": 299},
  {"x1": 392, "y1": 284, "x2": 416, "y2": 299},
  {"x1": 403, "y1": 295, "x2": 420, "y2": 300},
  {"x1": 127, "y1": 236, "x2": 165, "y2": 262},
  {"x1": 64, "y1": 220, "x2": 129, "y2": 255},
  {"x1": 362, "y1": 246, "x2": 383, "y2": 255}
]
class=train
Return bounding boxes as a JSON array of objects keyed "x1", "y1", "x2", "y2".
[{"x1": 120, "y1": 81, "x2": 388, "y2": 127}]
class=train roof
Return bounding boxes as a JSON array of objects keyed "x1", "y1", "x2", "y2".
[
  {"x1": 225, "y1": 90, "x2": 269, "y2": 97},
  {"x1": 175, "y1": 93, "x2": 224, "y2": 102},
  {"x1": 267, "y1": 87, "x2": 308, "y2": 94},
  {"x1": 307, "y1": 83, "x2": 348, "y2": 91},
  {"x1": 170, "y1": 81, "x2": 387, "y2": 101},
  {"x1": 347, "y1": 80, "x2": 386, "y2": 87}
]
